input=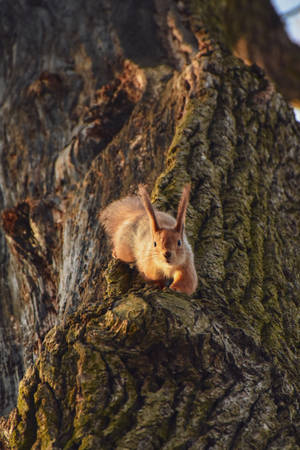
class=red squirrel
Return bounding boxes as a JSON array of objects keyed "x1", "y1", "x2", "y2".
[{"x1": 100, "y1": 184, "x2": 197, "y2": 295}]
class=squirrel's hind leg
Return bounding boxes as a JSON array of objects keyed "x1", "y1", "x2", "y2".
[
  {"x1": 110, "y1": 221, "x2": 136, "y2": 263},
  {"x1": 112, "y1": 238, "x2": 135, "y2": 262}
]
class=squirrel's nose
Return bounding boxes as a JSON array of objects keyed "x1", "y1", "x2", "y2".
[{"x1": 164, "y1": 251, "x2": 171, "y2": 260}]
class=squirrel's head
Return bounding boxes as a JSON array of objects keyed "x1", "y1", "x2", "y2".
[
  {"x1": 138, "y1": 183, "x2": 191, "y2": 266},
  {"x1": 151, "y1": 228, "x2": 186, "y2": 265}
]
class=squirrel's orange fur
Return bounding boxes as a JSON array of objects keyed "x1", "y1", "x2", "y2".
[{"x1": 100, "y1": 184, "x2": 197, "y2": 295}]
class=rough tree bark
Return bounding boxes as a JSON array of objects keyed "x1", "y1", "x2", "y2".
[{"x1": 0, "y1": 0, "x2": 299, "y2": 448}]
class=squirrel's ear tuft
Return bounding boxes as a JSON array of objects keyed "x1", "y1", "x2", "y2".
[
  {"x1": 175, "y1": 183, "x2": 191, "y2": 234},
  {"x1": 138, "y1": 184, "x2": 159, "y2": 232}
]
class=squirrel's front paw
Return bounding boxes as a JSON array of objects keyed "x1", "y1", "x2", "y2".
[
  {"x1": 169, "y1": 282, "x2": 181, "y2": 292},
  {"x1": 170, "y1": 280, "x2": 193, "y2": 295}
]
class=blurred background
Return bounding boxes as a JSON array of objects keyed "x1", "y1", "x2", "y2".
[{"x1": 272, "y1": 0, "x2": 300, "y2": 119}]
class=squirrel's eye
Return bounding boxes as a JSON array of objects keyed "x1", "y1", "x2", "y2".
[
  {"x1": 177, "y1": 240, "x2": 181, "y2": 247},
  {"x1": 153, "y1": 241, "x2": 157, "y2": 247}
]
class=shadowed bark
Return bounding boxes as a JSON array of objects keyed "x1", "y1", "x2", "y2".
[{"x1": 0, "y1": 0, "x2": 299, "y2": 448}]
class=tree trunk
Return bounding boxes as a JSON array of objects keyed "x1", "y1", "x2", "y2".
[{"x1": 0, "y1": 0, "x2": 299, "y2": 448}]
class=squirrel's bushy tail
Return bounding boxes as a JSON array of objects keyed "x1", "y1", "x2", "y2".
[{"x1": 100, "y1": 195, "x2": 144, "y2": 238}]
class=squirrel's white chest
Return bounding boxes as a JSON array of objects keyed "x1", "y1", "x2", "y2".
[{"x1": 155, "y1": 259, "x2": 176, "y2": 278}]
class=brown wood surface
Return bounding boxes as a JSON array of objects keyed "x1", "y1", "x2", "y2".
[{"x1": 0, "y1": 0, "x2": 299, "y2": 448}]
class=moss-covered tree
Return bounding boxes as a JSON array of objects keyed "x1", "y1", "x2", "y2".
[{"x1": 0, "y1": 0, "x2": 299, "y2": 448}]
